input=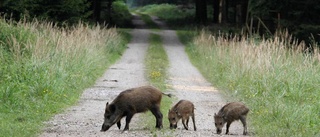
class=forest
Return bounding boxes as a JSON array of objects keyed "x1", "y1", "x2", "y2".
[{"x1": 1, "y1": 0, "x2": 319, "y2": 44}]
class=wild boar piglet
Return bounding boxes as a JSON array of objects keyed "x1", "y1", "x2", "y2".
[
  {"x1": 214, "y1": 102, "x2": 249, "y2": 135},
  {"x1": 168, "y1": 100, "x2": 196, "y2": 131}
]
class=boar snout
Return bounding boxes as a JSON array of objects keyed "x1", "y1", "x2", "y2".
[
  {"x1": 170, "y1": 123, "x2": 177, "y2": 129},
  {"x1": 216, "y1": 128, "x2": 222, "y2": 134},
  {"x1": 101, "y1": 124, "x2": 111, "y2": 132}
]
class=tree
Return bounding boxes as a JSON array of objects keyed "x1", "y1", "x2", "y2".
[
  {"x1": 195, "y1": 0, "x2": 207, "y2": 24},
  {"x1": 91, "y1": 0, "x2": 101, "y2": 22},
  {"x1": 0, "y1": 0, "x2": 91, "y2": 24},
  {"x1": 249, "y1": 0, "x2": 320, "y2": 44},
  {"x1": 212, "y1": 0, "x2": 219, "y2": 23}
]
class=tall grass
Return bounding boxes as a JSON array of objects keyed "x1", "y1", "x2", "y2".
[
  {"x1": 143, "y1": 33, "x2": 172, "y2": 134},
  {"x1": 0, "y1": 19, "x2": 128, "y2": 137},
  {"x1": 182, "y1": 30, "x2": 320, "y2": 136}
]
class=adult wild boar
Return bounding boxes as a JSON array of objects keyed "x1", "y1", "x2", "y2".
[
  {"x1": 168, "y1": 100, "x2": 196, "y2": 131},
  {"x1": 214, "y1": 102, "x2": 249, "y2": 135},
  {"x1": 101, "y1": 86, "x2": 171, "y2": 132}
]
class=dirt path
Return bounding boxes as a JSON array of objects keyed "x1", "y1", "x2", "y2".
[{"x1": 40, "y1": 15, "x2": 247, "y2": 137}]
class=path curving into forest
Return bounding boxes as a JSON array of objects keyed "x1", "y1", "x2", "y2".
[{"x1": 40, "y1": 15, "x2": 248, "y2": 137}]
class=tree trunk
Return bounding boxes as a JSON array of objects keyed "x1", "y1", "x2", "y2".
[
  {"x1": 107, "y1": 0, "x2": 113, "y2": 25},
  {"x1": 195, "y1": 0, "x2": 207, "y2": 24},
  {"x1": 92, "y1": 0, "x2": 101, "y2": 22},
  {"x1": 220, "y1": 0, "x2": 227, "y2": 23},
  {"x1": 213, "y1": 0, "x2": 219, "y2": 23}
]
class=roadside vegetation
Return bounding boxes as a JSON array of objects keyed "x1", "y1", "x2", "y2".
[
  {"x1": 109, "y1": 0, "x2": 134, "y2": 27},
  {"x1": 144, "y1": 33, "x2": 172, "y2": 134},
  {"x1": 178, "y1": 30, "x2": 320, "y2": 136},
  {"x1": 134, "y1": 4, "x2": 195, "y2": 29},
  {"x1": 0, "y1": 19, "x2": 129, "y2": 137},
  {"x1": 136, "y1": 13, "x2": 160, "y2": 29}
]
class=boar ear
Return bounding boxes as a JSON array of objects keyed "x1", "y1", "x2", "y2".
[
  {"x1": 174, "y1": 108, "x2": 178, "y2": 113},
  {"x1": 214, "y1": 113, "x2": 217, "y2": 116},
  {"x1": 222, "y1": 114, "x2": 227, "y2": 119},
  {"x1": 110, "y1": 104, "x2": 116, "y2": 112},
  {"x1": 106, "y1": 102, "x2": 109, "y2": 106},
  {"x1": 175, "y1": 111, "x2": 181, "y2": 116},
  {"x1": 174, "y1": 109, "x2": 181, "y2": 116}
]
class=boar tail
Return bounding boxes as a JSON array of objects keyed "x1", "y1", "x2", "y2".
[{"x1": 162, "y1": 93, "x2": 172, "y2": 98}]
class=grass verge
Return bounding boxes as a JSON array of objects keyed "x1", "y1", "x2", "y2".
[
  {"x1": 143, "y1": 33, "x2": 172, "y2": 135},
  {"x1": 0, "y1": 19, "x2": 129, "y2": 137},
  {"x1": 178, "y1": 30, "x2": 320, "y2": 137}
]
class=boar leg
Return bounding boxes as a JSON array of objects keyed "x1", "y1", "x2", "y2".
[
  {"x1": 117, "y1": 121, "x2": 121, "y2": 129},
  {"x1": 123, "y1": 113, "x2": 134, "y2": 131},
  {"x1": 150, "y1": 106, "x2": 163, "y2": 129},
  {"x1": 186, "y1": 117, "x2": 189, "y2": 127},
  {"x1": 192, "y1": 114, "x2": 197, "y2": 131},
  {"x1": 181, "y1": 118, "x2": 189, "y2": 130},
  {"x1": 225, "y1": 121, "x2": 232, "y2": 134},
  {"x1": 240, "y1": 115, "x2": 248, "y2": 135},
  {"x1": 185, "y1": 117, "x2": 189, "y2": 130}
]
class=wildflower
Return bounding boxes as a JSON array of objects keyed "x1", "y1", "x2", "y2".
[{"x1": 151, "y1": 71, "x2": 161, "y2": 79}]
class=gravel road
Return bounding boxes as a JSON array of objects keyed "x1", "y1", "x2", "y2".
[{"x1": 40, "y1": 15, "x2": 249, "y2": 137}]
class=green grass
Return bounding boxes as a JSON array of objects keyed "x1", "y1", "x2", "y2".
[
  {"x1": 135, "y1": 4, "x2": 195, "y2": 29},
  {"x1": 136, "y1": 13, "x2": 160, "y2": 29},
  {"x1": 178, "y1": 30, "x2": 320, "y2": 137},
  {"x1": 0, "y1": 19, "x2": 129, "y2": 137},
  {"x1": 143, "y1": 33, "x2": 173, "y2": 135},
  {"x1": 110, "y1": 1, "x2": 133, "y2": 28}
]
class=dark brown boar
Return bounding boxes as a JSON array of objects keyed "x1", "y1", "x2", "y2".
[
  {"x1": 101, "y1": 86, "x2": 171, "y2": 132},
  {"x1": 214, "y1": 102, "x2": 249, "y2": 135},
  {"x1": 168, "y1": 100, "x2": 196, "y2": 131}
]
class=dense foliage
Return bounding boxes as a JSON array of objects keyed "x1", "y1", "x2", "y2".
[
  {"x1": 126, "y1": 0, "x2": 193, "y2": 8},
  {"x1": 136, "y1": 4, "x2": 195, "y2": 29},
  {"x1": 0, "y1": 0, "x2": 132, "y2": 27},
  {"x1": 0, "y1": 0, "x2": 91, "y2": 24},
  {"x1": 249, "y1": 0, "x2": 320, "y2": 45},
  {"x1": 109, "y1": 1, "x2": 133, "y2": 27}
]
